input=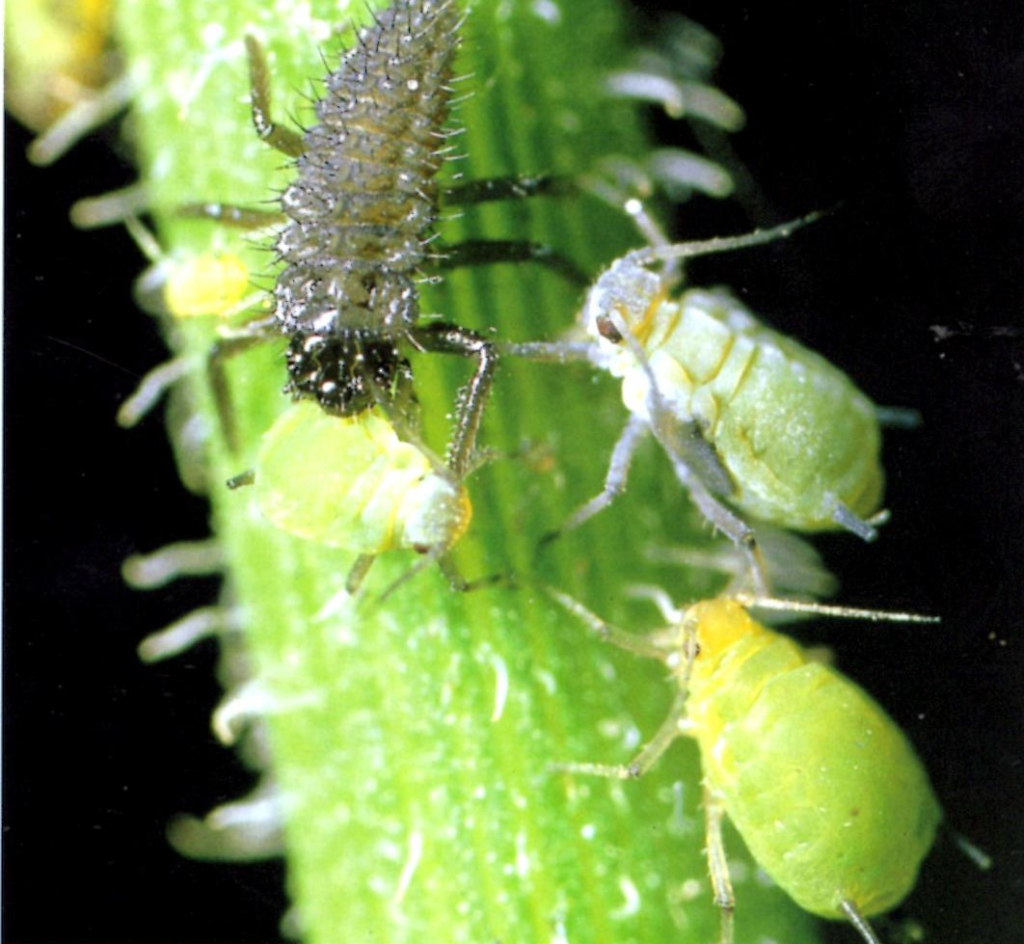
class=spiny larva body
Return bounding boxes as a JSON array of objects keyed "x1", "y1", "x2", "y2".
[
  {"x1": 589, "y1": 276, "x2": 884, "y2": 531},
  {"x1": 252, "y1": 400, "x2": 471, "y2": 556},
  {"x1": 273, "y1": 0, "x2": 462, "y2": 415},
  {"x1": 548, "y1": 589, "x2": 941, "y2": 942}
]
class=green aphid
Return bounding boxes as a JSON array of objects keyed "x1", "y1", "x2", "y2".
[
  {"x1": 249, "y1": 400, "x2": 472, "y2": 591},
  {"x1": 514, "y1": 216, "x2": 893, "y2": 592},
  {"x1": 547, "y1": 588, "x2": 941, "y2": 944}
]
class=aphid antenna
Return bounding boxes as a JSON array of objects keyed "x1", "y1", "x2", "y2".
[
  {"x1": 628, "y1": 209, "x2": 827, "y2": 269},
  {"x1": 731, "y1": 593, "x2": 940, "y2": 625}
]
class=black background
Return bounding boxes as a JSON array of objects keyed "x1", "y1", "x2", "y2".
[{"x1": 6, "y1": 2, "x2": 1024, "y2": 942}]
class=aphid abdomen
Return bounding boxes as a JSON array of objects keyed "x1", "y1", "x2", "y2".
[
  {"x1": 671, "y1": 290, "x2": 884, "y2": 530},
  {"x1": 687, "y1": 602, "x2": 941, "y2": 920},
  {"x1": 253, "y1": 401, "x2": 470, "y2": 555},
  {"x1": 274, "y1": 0, "x2": 461, "y2": 413}
]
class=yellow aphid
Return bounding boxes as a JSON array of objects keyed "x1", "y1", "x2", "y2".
[
  {"x1": 6, "y1": 0, "x2": 122, "y2": 165},
  {"x1": 162, "y1": 252, "x2": 252, "y2": 319},
  {"x1": 547, "y1": 588, "x2": 941, "y2": 944}
]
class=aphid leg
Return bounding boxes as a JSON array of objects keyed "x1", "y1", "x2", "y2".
[
  {"x1": 702, "y1": 787, "x2": 737, "y2": 944},
  {"x1": 117, "y1": 355, "x2": 191, "y2": 428},
  {"x1": 544, "y1": 584, "x2": 668, "y2": 659},
  {"x1": 839, "y1": 899, "x2": 884, "y2": 944},
  {"x1": 499, "y1": 338, "x2": 596, "y2": 365},
  {"x1": 409, "y1": 322, "x2": 498, "y2": 480},
  {"x1": 437, "y1": 239, "x2": 589, "y2": 288},
  {"x1": 542, "y1": 414, "x2": 647, "y2": 546},
  {"x1": 654, "y1": 433, "x2": 769, "y2": 595},
  {"x1": 552, "y1": 691, "x2": 688, "y2": 781},
  {"x1": 243, "y1": 34, "x2": 306, "y2": 157},
  {"x1": 345, "y1": 554, "x2": 378, "y2": 596}
]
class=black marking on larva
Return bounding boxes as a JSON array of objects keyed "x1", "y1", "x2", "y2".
[{"x1": 275, "y1": 0, "x2": 463, "y2": 416}]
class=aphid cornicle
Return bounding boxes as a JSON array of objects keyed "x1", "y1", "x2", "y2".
[
  {"x1": 510, "y1": 214, "x2": 888, "y2": 590},
  {"x1": 547, "y1": 588, "x2": 942, "y2": 944}
]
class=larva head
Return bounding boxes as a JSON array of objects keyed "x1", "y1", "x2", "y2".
[
  {"x1": 284, "y1": 331, "x2": 411, "y2": 416},
  {"x1": 397, "y1": 474, "x2": 473, "y2": 554}
]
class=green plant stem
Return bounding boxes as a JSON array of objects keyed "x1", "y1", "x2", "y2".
[{"x1": 115, "y1": 0, "x2": 820, "y2": 941}]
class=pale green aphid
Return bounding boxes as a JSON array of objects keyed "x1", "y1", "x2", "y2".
[
  {"x1": 251, "y1": 400, "x2": 472, "y2": 587},
  {"x1": 511, "y1": 215, "x2": 888, "y2": 591},
  {"x1": 547, "y1": 588, "x2": 941, "y2": 944}
]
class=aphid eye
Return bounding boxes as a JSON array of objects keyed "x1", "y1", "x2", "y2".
[{"x1": 596, "y1": 314, "x2": 624, "y2": 343}]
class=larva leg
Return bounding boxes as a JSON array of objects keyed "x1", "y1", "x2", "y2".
[
  {"x1": 178, "y1": 202, "x2": 286, "y2": 228},
  {"x1": 207, "y1": 316, "x2": 279, "y2": 453},
  {"x1": 243, "y1": 34, "x2": 306, "y2": 157},
  {"x1": 410, "y1": 322, "x2": 498, "y2": 481},
  {"x1": 839, "y1": 900, "x2": 883, "y2": 944},
  {"x1": 546, "y1": 414, "x2": 647, "y2": 542},
  {"x1": 436, "y1": 238, "x2": 588, "y2": 288},
  {"x1": 552, "y1": 691, "x2": 688, "y2": 781},
  {"x1": 702, "y1": 787, "x2": 736, "y2": 944},
  {"x1": 441, "y1": 174, "x2": 571, "y2": 207}
]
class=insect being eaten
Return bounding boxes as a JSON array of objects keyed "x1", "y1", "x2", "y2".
[
  {"x1": 235, "y1": 400, "x2": 473, "y2": 594},
  {"x1": 508, "y1": 205, "x2": 893, "y2": 593},
  {"x1": 544, "y1": 586, "x2": 942, "y2": 944}
]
